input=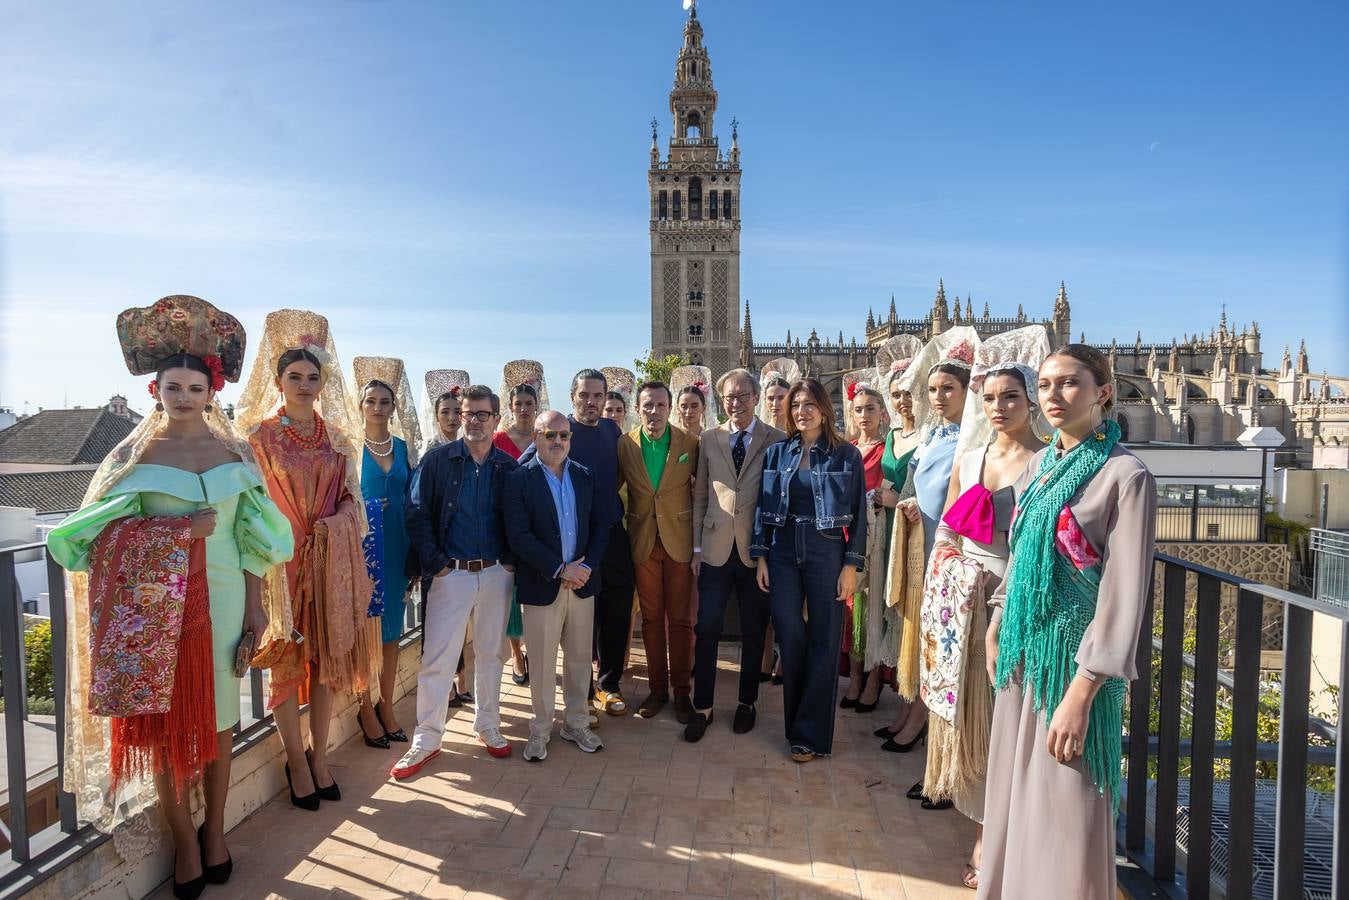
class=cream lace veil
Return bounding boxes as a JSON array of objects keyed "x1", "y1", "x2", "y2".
[
  {"x1": 897, "y1": 325, "x2": 981, "y2": 445},
  {"x1": 841, "y1": 367, "x2": 889, "y2": 441},
  {"x1": 757, "y1": 356, "x2": 801, "y2": 425},
  {"x1": 353, "y1": 356, "x2": 423, "y2": 466},
  {"x1": 601, "y1": 366, "x2": 638, "y2": 432},
  {"x1": 497, "y1": 359, "x2": 550, "y2": 432},
  {"x1": 420, "y1": 369, "x2": 471, "y2": 451},
  {"x1": 953, "y1": 324, "x2": 1053, "y2": 461},
  {"x1": 64, "y1": 297, "x2": 265, "y2": 833},
  {"x1": 670, "y1": 364, "x2": 718, "y2": 431}
]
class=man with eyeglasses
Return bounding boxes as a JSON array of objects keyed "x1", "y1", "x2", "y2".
[
  {"x1": 396, "y1": 385, "x2": 519, "y2": 778},
  {"x1": 684, "y1": 369, "x2": 786, "y2": 741},
  {"x1": 504, "y1": 411, "x2": 608, "y2": 761}
]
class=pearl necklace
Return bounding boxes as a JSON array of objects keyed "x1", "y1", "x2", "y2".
[{"x1": 365, "y1": 435, "x2": 393, "y2": 458}]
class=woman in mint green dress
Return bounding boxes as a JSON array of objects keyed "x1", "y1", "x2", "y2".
[{"x1": 47, "y1": 296, "x2": 293, "y2": 899}]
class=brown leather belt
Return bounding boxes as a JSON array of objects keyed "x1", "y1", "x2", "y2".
[{"x1": 447, "y1": 558, "x2": 497, "y2": 572}]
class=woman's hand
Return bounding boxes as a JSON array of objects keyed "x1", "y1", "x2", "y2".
[
  {"x1": 1046, "y1": 675, "x2": 1099, "y2": 764},
  {"x1": 243, "y1": 601, "x2": 269, "y2": 641},
  {"x1": 756, "y1": 558, "x2": 770, "y2": 592},
  {"x1": 835, "y1": 566, "x2": 858, "y2": 603},
  {"x1": 899, "y1": 499, "x2": 920, "y2": 523},
  {"x1": 877, "y1": 486, "x2": 900, "y2": 509},
  {"x1": 985, "y1": 614, "x2": 1000, "y2": 686},
  {"x1": 190, "y1": 508, "x2": 217, "y2": 539}
]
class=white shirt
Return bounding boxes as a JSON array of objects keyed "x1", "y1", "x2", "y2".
[{"x1": 729, "y1": 416, "x2": 758, "y2": 453}]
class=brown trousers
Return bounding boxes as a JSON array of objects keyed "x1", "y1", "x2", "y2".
[{"x1": 634, "y1": 536, "x2": 696, "y2": 696}]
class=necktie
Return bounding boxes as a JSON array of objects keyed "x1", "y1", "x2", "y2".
[{"x1": 732, "y1": 430, "x2": 747, "y2": 476}]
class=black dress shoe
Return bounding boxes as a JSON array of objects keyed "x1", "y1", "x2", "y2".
[
  {"x1": 285, "y1": 762, "x2": 320, "y2": 811},
  {"x1": 732, "y1": 703, "x2": 756, "y2": 734},
  {"x1": 448, "y1": 689, "x2": 464, "y2": 709},
  {"x1": 198, "y1": 824, "x2": 232, "y2": 884},
  {"x1": 172, "y1": 872, "x2": 206, "y2": 900},
  {"x1": 683, "y1": 711, "x2": 712, "y2": 743},
  {"x1": 358, "y1": 709, "x2": 390, "y2": 749},
  {"x1": 376, "y1": 701, "x2": 408, "y2": 742},
  {"x1": 921, "y1": 796, "x2": 954, "y2": 811},
  {"x1": 306, "y1": 749, "x2": 341, "y2": 802},
  {"x1": 673, "y1": 694, "x2": 695, "y2": 725}
]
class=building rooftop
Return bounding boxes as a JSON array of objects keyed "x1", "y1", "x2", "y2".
[
  {"x1": 0, "y1": 468, "x2": 94, "y2": 514},
  {"x1": 0, "y1": 408, "x2": 135, "y2": 465}
]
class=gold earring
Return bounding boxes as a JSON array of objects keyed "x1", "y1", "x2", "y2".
[
  {"x1": 204, "y1": 403, "x2": 213, "y2": 412},
  {"x1": 155, "y1": 402, "x2": 164, "y2": 412}
]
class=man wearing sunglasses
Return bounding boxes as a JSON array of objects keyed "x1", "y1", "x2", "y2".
[
  {"x1": 397, "y1": 385, "x2": 519, "y2": 778},
  {"x1": 504, "y1": 410, "x2": 609, "y2": 761}
]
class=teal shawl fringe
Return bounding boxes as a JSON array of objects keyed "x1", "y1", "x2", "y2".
[{"x1": 995, "y1": 419, "x2": 1126, "y2": 802}]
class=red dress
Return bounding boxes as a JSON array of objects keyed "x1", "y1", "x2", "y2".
[
  {"x1": 492, "y1": 431, "x2": 529, "y2": 460},
  {"x1": 842, "y1": 439, "x2": 886, "y2": 663}
]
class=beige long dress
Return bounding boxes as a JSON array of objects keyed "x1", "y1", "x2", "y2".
[{"x1": 977, "y1": 445, "x2": 1157, "y2": 900}]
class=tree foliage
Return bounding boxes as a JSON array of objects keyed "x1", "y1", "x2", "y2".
[{"x1": 633, "y1": 350, "x2": 690, "y2": 388}]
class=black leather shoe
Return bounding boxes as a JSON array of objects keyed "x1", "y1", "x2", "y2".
[
  {"x1": 906, "y1": 780, "x2": 926, "y2": 800},
  {"x1": 285, "y1": 762, "x2": 320, "y2": 811},
  {"x1": 921, "y1": 796, "x2": 955, "y2": 811},
  {"x1": 732, "y1": 703, "x2": 756, "y2": 734},
  {"x1": 683, "y1": 711, "x2": 712, "y2": 743},
  {"x1": 839, "y1": 695, "x2": 857, "y2": 710},
  {"x1": 512, "y1": 654, "x2": 530, "y2": 686},
  {"x1": 881, "y1": 723, "x2": 928, "y2": 754},
  {"x1": 854, "y1": 698, "x2": 878, "y2": 713},
  {"x1": 306, "y1": 749, "x2": 341, "y2": 802},
  {"x1": 673, "y1": 694, "x2": 695, "y2": 725},
  {"x1": 172, "y1": 872, "x2": 206, "y2": 900},
  {"x1": 198, "y1": 824, "x2": 232, "y2": 884},
  {"x1": 359, "y1": 709, "x2": 390, "y2": 749},
  {"x1": 376, "y1": 701, "x2": 408, "y2": 742},
  {"x1": 874, "y1": 725, "x2": 900, "y2": 739}
]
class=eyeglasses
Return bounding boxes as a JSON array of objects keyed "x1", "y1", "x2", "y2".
[
  {"x1": 462, "y1": 411, "x2": 495, "y2": 423},
  {"x1": 721, "y1": 391, "x2": 754, "y2": 406},
  {"x1": 536, "y1": 430, "x2": 571, "y2": 441}
]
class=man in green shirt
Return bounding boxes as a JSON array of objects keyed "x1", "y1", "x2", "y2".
[{"x1": 616, "y1": 381, "x2": 700, "y2": 722}]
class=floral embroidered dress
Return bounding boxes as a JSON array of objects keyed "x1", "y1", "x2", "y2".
[
  {"x1": 249, "y1": 415, "x2": 379, "y2": 705},
  {"x1": 48, "y1": 462, "x2": 293, "y2": 732},
  {"x1": 361, "y1": 436, "x2": 412, "y2": 643}
]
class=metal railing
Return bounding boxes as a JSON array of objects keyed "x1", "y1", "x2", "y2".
[
  {"x1": 1312, "y1": 530, "x2": 1349, "y2": 609},
  {"x1": 1121, "y1": 553, "x2": 1346, "y2": 898},
  {"x1": 0, "y1": 539, "x2": 423, "y2": 896}
]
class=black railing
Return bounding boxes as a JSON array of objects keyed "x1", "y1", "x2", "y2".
[
  {"x1": 1121, "y1": 553, "x2": 1345, "y2": 898},
  {"x1": 0, "y1": 539, "x2": 423, "y2": 896}
]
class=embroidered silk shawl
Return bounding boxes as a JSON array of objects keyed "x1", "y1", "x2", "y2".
[{"x1": 918, "y1": 548, "x2": 985, "y2": 724}]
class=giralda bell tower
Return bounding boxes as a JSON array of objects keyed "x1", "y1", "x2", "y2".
[{"x1": 648, "y1": 3, "x2": 741, "y2": 376}]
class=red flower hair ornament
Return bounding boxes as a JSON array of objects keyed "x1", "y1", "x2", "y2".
[{"x1": 202, "y1": 354, "x2": 226, "y2": 391}]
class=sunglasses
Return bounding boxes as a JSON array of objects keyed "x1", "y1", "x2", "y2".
[{"x1": 537, "y1": 429, "x2": 571, "y2": 441}]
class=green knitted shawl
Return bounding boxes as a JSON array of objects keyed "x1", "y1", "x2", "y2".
[{"x1": 995, "y1": 418, "x2": 1125, "y2": 801}]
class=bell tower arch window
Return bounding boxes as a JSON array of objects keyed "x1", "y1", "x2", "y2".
[
  {"x1": 722, "y1": 190, "x2": 733, "y2": 219},
  {"x1": 688, "y1": 177, "x2": 702, "y2": 221}
]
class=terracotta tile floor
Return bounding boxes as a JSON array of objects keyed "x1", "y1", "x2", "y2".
[{"x1": 158, "y1": 647, "x2": 977, "y2": 899}]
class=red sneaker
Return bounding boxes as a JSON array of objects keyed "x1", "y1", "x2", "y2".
[{"x1": 390, "y1": 746, "x2": 441, "y2": 779}]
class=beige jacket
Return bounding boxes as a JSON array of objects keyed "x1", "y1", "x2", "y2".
[
  {"x1": 617, "y1": 423, "x2": 700, "y2": 564},
  {"x1": 692, "y1": 417, "x2": 787, "y2": 568}
]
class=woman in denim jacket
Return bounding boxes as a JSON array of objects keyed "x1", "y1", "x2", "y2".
[{"x1": 752, "y1": 378, "x2": 868, "y2": 762}]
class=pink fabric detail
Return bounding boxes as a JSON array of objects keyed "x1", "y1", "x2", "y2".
[
  {"x1": 1055, "y1": 505, "x2": 1101, "y2": 570},
  {"x1": 943, "y1": 484, "x2": 995, "y2": 545}
]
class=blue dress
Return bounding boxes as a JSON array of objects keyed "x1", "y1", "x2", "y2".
[
  {"x1": 911, "y1": 423, "x2": 960, "y2": 559},
  {"x1": 361, "y1": 437, "x2": 413, "y2": 643}
]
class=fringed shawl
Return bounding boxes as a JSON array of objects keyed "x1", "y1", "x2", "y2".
[{"x1": 887, "y1": 506, "x2": 928, "y2": 700}]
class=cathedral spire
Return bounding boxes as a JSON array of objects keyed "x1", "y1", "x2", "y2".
[{"x1": 888, "y1": 294, "x2": 897, "y2": 324}]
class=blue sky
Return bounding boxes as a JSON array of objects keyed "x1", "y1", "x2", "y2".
[{"x1": 2, "y1": 0, "x2": 1346, "y2": 415}]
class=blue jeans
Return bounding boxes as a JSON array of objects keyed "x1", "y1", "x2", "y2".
[{"x1": 767, "y1": 520, "x2": 846, "y2": 755}]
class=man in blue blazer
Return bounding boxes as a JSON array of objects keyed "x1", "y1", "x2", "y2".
[{"x1": 504, "y1": 410, "x2": 610, "y2": 762}]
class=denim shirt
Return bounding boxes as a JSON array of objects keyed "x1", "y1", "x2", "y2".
[
  {"x1": 750, "y1": 434, "x2": 867, "y2": 569},
  {"x1": 405, "y1": 439, "x2": 518, "y2": 577}
]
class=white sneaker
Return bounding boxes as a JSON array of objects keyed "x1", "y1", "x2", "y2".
[
  {"x1": 523, "y1": 735, "x2": 549, "y2": 762},
  {"x1": 560, "y1": 724, "x2": 603, "y2": 753},
  {"x1": 390, "y1": 745, "x2": 441, "y2": 779},
  {"x1": 477, "y1": 727, "x2": 511, "y2": 758}
]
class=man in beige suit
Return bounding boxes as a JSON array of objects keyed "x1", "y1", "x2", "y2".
[
  {"x1": 684, "y1": 369, "x2": 787, "y2": 742},
  {"x1": 617, "y1": 381, "x2": 700, "y2": 722}
]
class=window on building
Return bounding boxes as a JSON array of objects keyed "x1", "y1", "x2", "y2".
[
  {"x1": 658, "y1": 191, "x2": 668, "y2": 220},
  {"x1": 673, "y1": 191, "x2": 682, "y2": 220},
  {"x1": 709, "y1": 190, "x2": 718, "y2": 219},
  {"x1": 723, "y1": 190, "x2": 733, "y2": 219},
  {"x1": 688, "y1": 177, "x2": 702, "y2": 221}
]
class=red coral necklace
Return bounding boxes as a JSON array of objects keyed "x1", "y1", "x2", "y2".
[{"x1": 278, "y1": 407, "x2": 326, "y2": 450}]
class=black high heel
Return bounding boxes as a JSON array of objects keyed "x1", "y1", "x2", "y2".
[
  {"x1": 285, "y1": 760, "x2": 320, "y2": 811},
  {"x1": 906, "y1": 780, "x2": 926, "y2": 800},
  {"x1": 921, "y1": 796, "x2": 954, "y2": 811},
  {"x1": 377, "y1": 700, "x2": 408, "y2": 742},
  {"x1": 839, "y1": 696, "x2": 857, "y2": 710},
  {"x1": 358, "y1": 707, "x2": 390, "y2": 749},
  {"x1": 198, "y1": 823, "x2": 233, "y2": 884},
  {"x1": 172, "y1": 871, "x2": 206, "y2": 900},
  {"x1": 881, "y1": 723, "x2": 928, "y2": 754},
  {"x1": 306, "y1": 749, "x2": 341, "y2": 802},
  {"x1": 854, "y1": 698, "x2": 879, "y2": 713},
  {"x1": 874, "y1": 725, "x2": 900, "y2": 739}
]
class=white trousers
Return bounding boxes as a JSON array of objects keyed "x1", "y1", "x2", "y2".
[
  {"x1": 412, "y1": 564, "x2": 512, "y2": 750},
  {"x1": 520, "y1": 588, "x2": 595, "y2": 739}
]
